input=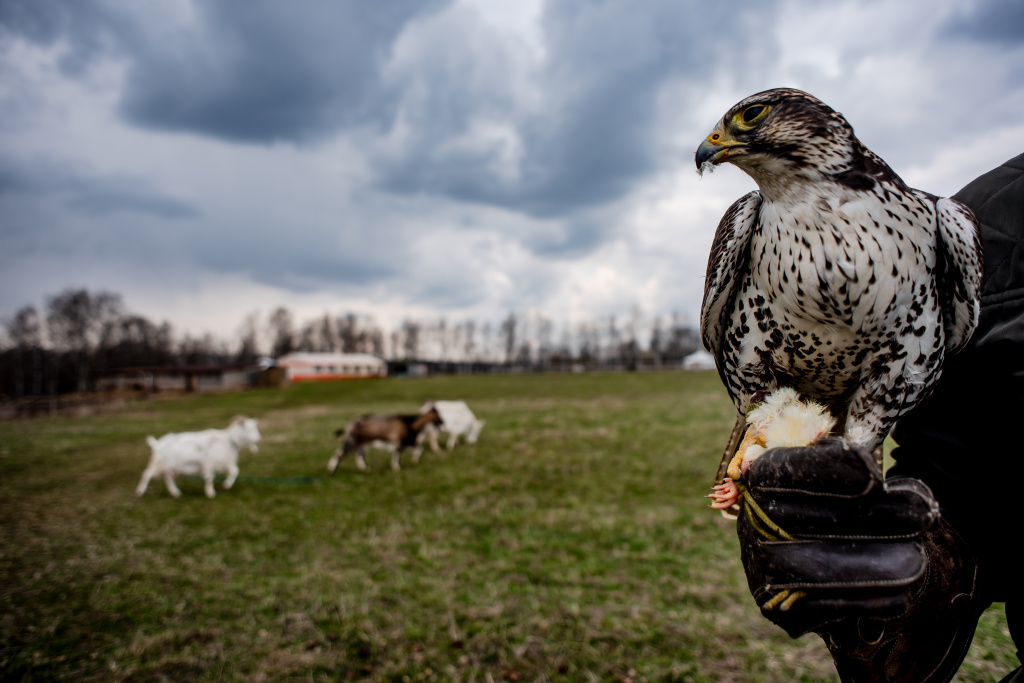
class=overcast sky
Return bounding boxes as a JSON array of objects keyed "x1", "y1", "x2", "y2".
[{"x1": 2, "y1": 0, "x2": 1023, "y2": 342}]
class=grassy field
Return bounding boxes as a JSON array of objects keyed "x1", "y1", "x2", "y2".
[{"x1": 0, "y1": 371, "x2": 1015, "y2": 682}]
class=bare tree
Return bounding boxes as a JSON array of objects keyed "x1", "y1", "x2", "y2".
[
  {"x1": 535, "y1": 313, "x2": 553, "y2": 367},
  {"x1": 317, "y1": 314, "x2": 337, "y2": 353},
  {"x1": 518, "y1": 316, "x2": 531, "y2": 363},
  {"x1": 481, "y1": 321, "x2": 493, "y2": 362},
  {"x1": 501, "y1": 312, "x2": 517, "y2": 363},
  {"x1": 5, "y1": 306, "x2": 44, "y2": 396},
  {"x1": 267, "y1": 307, "x2": 295, "y2": 358},
  {"x1": 401, "y1": 319, "x2": 421, "y2": 359},
  {"x1": 558, "y1": 321, "x2": 574, "y2": 362},
  {"x1": 178, "y1": 333, "x2": 229, "y2": 366},
  {"x1": 619, "y1": 307, "x2": 641, "y2": 371},
  {"x1": 0, "y1": 282, "x2": 718, "y2": 395},
  {"x1": 436, "y1": 317, "x2": 449, "y2": 361},
  {"x1": 649, "y1": 315, "x2": 664, "y2": 368},
  {"x1": 666, "y1": 312, "x2": 700, "y2": 364},
  {"x1": 605, "y1": 315, "x2": 620, "y2": 365},
  {"x1": 332, "y1": 312, "x2": 385, "y2": 355},
  {"x1": 46, "y1": 289, "x2": 124, "y2": 392},
  {"x1": 236, "y1": 312, "x2": 261, "y2": 362},
  {"x1": 295, "y1": 314, "x2": 339, "y2": 353},
  {"x1": 577, "y1": 320, "x2": 596, "y2": 366},
  {"x1": 366, "y1": 324, "x2": 385, "y2": 356},
  {"x1": 337, "y1": 313, "x2": 358, "y2": 353},
  {"x1": 97, "y1": 315, "x2": 176, "y2": 368},
  {"x1": 462, "y1": 319, "x2": 476, "y2": 360},
  {"x1": 348, "y1": 314, "x2": 384, "y2": 356},
  {"x1": 6, "y1": 306, "x2": 44, "y2": 349},
  {"x1": 516, "y1": 340, "x2": 532, "y2": 365},
  {"x1": 46, "y1": 289, "x2": 123, "y2": 353},
  {"x1": 390, "y1": 330, "x2": 401, "y2": 359},
  {"x1": 296, "y1": 322, "x2": 316, "y2": 352}
]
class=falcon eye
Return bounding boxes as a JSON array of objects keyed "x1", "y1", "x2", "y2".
[
  {"x1": 734, "y1": 104, "x2": 770, "y2": 129},
  {"x1": 743, "y1": 105, "x2": 765, "y2": 122}
]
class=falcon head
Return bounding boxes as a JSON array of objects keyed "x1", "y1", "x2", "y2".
[{"x1": 695, "y1": 88, "x2": 891, "y2": 197}]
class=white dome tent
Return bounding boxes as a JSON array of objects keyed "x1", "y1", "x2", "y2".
[{"x1": 681, "y1": 349, "x2": 717, "y2": 371}]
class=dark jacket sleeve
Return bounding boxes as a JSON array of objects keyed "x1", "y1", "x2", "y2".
[{"x1": 890, "y1": 152, "x2": 1024, "y2": 600}]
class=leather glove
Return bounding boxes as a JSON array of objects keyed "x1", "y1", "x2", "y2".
[{"x1": 736, "y1": 437, "x2": 979, "y2": 682}]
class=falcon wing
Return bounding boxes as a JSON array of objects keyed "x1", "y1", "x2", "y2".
[
  {"x1": 934, "y1": 196, "x2": 983, "y2": 355},
  {"x1": 701, "y1": 191, "x2": 761, "y2": 512},
  {"x1": 700, "y1": 190, "x2": 762, "y2": 369}
]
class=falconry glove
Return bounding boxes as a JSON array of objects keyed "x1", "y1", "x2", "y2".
[{"x1": 736, "y1": 437, "x2": 979, "y2": 683}]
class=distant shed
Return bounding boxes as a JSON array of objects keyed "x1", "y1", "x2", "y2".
[
  {"x1": 275, "y1": 352, "x2": 387, "y2": 382},
  {"x1": 682, "y1": 349, "x2": 717, "y2": 371},
  {"x1": 95, "y1": 364, "x2": 257, "y2": 393}
]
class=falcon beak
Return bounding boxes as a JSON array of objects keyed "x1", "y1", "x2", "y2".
[{"x1": 696, "y1": 130, "x2": 745, "y2": 169}]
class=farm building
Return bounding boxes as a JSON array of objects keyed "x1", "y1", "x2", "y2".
[
  {"x1": 275, "y1": 352, "x2": 387, "y2": 382},
  {"x1": 95, "y1": 364, "x2": 258, "y2": 393}
]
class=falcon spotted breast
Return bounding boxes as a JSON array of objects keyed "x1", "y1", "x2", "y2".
[{"x1": 695, "y1": 88, "x2": 983, "y2": 507}]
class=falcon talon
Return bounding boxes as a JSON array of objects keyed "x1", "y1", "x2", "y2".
[
  {"x1": 778, "y1": 591, "x2": 806, "y2": 612},
  {"x1": 762, "y1": 590, "x2": 791, "y2": 611}
]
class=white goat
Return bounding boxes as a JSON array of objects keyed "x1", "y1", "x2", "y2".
[
  {"x1": 135, "y1": 416, "x2": 262, "y2": 498},
  {"x1": 420, "y1": 400, "x2": 485, "y2": 450}
]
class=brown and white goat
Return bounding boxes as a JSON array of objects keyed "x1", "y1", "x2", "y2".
[{"x1": 327, "y1": 408, "x2": 442, "y2": 473}]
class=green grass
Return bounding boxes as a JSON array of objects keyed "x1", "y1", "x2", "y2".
[{"x1": 0, "y1": 372, "x2": 1016, "y2": 682}]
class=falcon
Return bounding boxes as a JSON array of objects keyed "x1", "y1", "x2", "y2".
[{"x1": 694, "y1": 88, "x2": 983, "y2": 510}]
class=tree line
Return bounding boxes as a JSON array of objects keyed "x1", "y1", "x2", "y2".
[{"x1": 0, "y1": 288, "x2": 702, "y2": 398}]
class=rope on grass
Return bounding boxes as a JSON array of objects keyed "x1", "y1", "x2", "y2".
[
  {"x1": 238, "y1": 475, "x2": 324, "y2": 485},
  {"x1": 182, "y1": 475, "x2": 324, "y2": 485}
]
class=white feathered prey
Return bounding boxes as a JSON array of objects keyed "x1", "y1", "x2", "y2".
[{"x1": 709, "y1": 388, "x2": 837, "y2": 509}]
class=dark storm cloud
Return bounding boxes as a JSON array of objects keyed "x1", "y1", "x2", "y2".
[
  {"x1": 4, "y1": 0, "x2": 1022, "y2": 338},
  {"x1": 0, "y1": 154, "x2": 200, "y2": 220},
  {"x1": 374, "y1": 0, "x2": 778, "y2": 230},
  {"x1": 3, "y1": 0, "x2": 776, "y2": 237},
  {"x1": 0, "y1": 151, "x2": 400, "y2": 291},
  {"x1": 522, "y1": 215, "x2": 616, "y2": 259},
  {"x1": 0, "y1": 0, "x2": 123, "y2": 75},
  {"x1": 201, "y1": 246, "x2": 398, "y2": 292},
  {"x1": 118, "y1": 0, "x2": 450, "y2": 143},
  {"x1": 1, "y1": 0, "x2": 451, "y2": 143},
  {"x1": 65, "y1": 192, "x2": 199, "y2": 219},
  {"x1": 942, "y1": 0, "x2": 1024, "y2": 45}
]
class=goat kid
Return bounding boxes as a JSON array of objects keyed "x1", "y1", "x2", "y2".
[
  {"x1": 327, "y1": 408, "x2": 441, "y2": 473},
  {"x1": 136, "y1": 416, "x2": 262, "y2": 498}
]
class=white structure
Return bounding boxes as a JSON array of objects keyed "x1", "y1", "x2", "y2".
[
  {"x1": 275, "y1": 353, "x2": 386, "y2": 382},
  {"x1": 420, "y1": 400, "x2": 486, "y2": 449},
  {"x1": 682, "y1": 349, "x2": 717, "y2": 370},
  {"x1": 135, "y1": 416, "x2": 262, "y2": 499}
]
